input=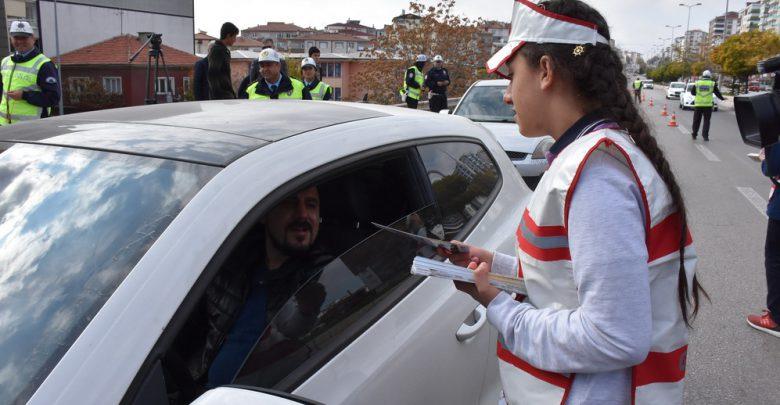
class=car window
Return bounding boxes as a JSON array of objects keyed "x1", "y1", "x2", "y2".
[
  {"x1": 454, "y1": 85, "x2": 514, "y2": 123},
  {"x1": 671, "y1": 83, "x2": 685, "y2": 89},
  {"x1": 0, "y1": 143, "x2": 218, "y2": 404},
  {"x1": 416, "y1": 142, "x2": 501, "y2": 240},
  {"x1": 157, "y1": 148, "x2": 436, "y2": 402},
  {"x1": 233, "y1": 204, "x2": 443, "y2": 391}
]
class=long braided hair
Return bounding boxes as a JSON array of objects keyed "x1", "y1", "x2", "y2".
[{"x1": 518, "y1": 0, "x2": 707, "y2": 326}]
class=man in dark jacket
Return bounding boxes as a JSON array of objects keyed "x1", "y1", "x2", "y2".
[
  {"x1": 193, "y1": 55, "x2": 210, "y2": 101},
  {"x1": 207, "y1": 22, "x2": 238, "y2": 100},
  {"x1": 236, "y1": 59, "x2": 259, "y2": 99},
  {"x1": 424, "y1": 55, "x2": 450, "y2": 112},
  {"x1": 182, "y1": 186, "x2": 331, "y2": 389}
]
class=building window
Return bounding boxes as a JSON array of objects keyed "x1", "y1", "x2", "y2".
[
  {"x1": 322, "y1": 63, "x2": 342, "y2": 78},
  {"x1": 334, "y1": 41, "x2": 344, "y2": 51},
  {"x1": 157, "y1": 77, "x2": 175, "y2": 95},
  {"x1": 68, "y1": 77, "x2": 89, "y2": 94},
  {"x1": 183, "y1": 76, "x2": 191, "y2": 93},
  {"x1": 320, "y1": 41, "x2": 329, "y2": 50},
  {"x1": 102, "y1": 77, "x2": 122, "y2": 95},
  {"x1": 334, "y1": 87, "x2": 342, "y2": 101}
]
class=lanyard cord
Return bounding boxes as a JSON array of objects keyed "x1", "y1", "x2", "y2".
[{"x1": 6, "y1": 62, "x2": 16, "y2": 124}]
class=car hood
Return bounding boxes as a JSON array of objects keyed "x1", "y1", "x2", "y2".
[{"x1": 477, "y1": 122, "x2": 542, "y2": 153}]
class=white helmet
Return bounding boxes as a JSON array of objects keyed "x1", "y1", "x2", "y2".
[
  {"x1": 416, "y1": 54, "x2": 428, "y2": 63},
  {"x1": 9, "y1": 20, "x2": 34, "y2": 37},
  {"x1": 301, "y1": 57, "x2": 317, "y2": 68},
  {"x1": 702, "y1": 70, "x2": 712, "y2": 78},
  {"x1": 433, "y1": 55, "x2": 444, "y2": 62}
]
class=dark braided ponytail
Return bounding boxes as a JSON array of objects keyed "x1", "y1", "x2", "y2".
[{"x1": 519, "y1": 0, "x2": 708, "y2": 327}]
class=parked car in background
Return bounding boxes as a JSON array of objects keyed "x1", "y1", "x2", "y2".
[
  {"x1": 449, "y1": 79, "x2": 552, "y2": 190},
  {"x1": 642, "y1": 79, "x2": 654, "y2": 89},
  {"x1": 666, "y1": 82, "x2": 685, "y2": 99},
  {"x1": 748, "y1": 81, "x2": 761, "y2": 92},
  {"x1": 680, "y1": 82, "x2": 718, "y2": 111},
  {"x1": 0, "y1": 100, "x2": 536, "y2": 405}
]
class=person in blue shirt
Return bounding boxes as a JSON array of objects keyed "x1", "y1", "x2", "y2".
[{"x1": 748, "y1": 142, "x2": 780, "y2": 336}]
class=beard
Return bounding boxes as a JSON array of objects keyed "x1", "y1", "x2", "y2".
[{"x1": 268, "y1": 220, "x2": 315, "y2": 258}]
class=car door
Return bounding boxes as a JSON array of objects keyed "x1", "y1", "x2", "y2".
[{"x1": 278, "y1": 141, "x2": 516, "y2": 405}]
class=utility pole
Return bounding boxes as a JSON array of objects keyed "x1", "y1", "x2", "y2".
[
  {"x1": 679, "y1": 2, "x2": 702, "y2": 60},
  {"x1": 53, "y1": 0, "x2": 64, "y2": 116},
  {"x1": 666, "y1": 24, "x2": 682, "y2": 59}
]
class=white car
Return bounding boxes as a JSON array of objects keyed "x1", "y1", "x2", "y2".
[
  {"x1": 679, "y1": 82, "x2": 718, "y2": 111},
  {"x1": 642, "y1": 79, "x2": 654, "y2": 89},
  {"x1": 666, "y1": 82, "x2": 685, "y2": 99},
  {"x1": 0, "y1": 101, "x2": 533, "y2": 405},
  {"x1": 449, "y1": 79, "x2": 552, "y2": 190}
]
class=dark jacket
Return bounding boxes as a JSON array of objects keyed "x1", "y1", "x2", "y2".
[
  {"x1": 187, "y1": 235, "x2": 332, "y2": 383},
  {"x1": 424, "y1": 67, "x2": 450, "y2": 95},
  {"x1": 237, "y1": 60, "x2": 260, "y2": 99},
  {"x1": 0, "y1": 47, "x2": 60, "y2": 118},
  {"x1": 304, "y1": 79, "x2": 332, "y2": 100},
  {"x1": 252, "y1": 74, "x2": 312, "y2": 100},
  {"x1": 764, "y1": 143, "x2": 780, "y2": 220},
  {"x1": 193, "y1": 58, "x2": 209, "y2": 101},
  {"x1": 207, "y1": 40, "x2": 235, "y2": 100}
]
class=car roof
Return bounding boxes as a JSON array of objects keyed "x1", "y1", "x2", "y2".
[
  {"x1": 473, "y1": 79, "x2": 509, "y2": 87},
  {"x1": 0, "y1": 101, "x2": 403, "y2": 167}
]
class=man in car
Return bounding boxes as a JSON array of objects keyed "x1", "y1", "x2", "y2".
[
  {"x1": 177, "y1": 186, "x2": 332, "y2": 392},
  {"x1": 690, "y1": 70, "x2": 726, "y2": 141}
]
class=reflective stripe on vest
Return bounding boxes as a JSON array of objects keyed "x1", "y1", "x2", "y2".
[
  {"x1": 498, "y1": 128, "x2": 696, "y2": 405},
  {"x1": 309, "y1": 81, "x2": 331, "y2": 100},
  {"x1": 246, "y1": 78, "x2": 305, "y2": 100},
  {"x1": 402, "y1": 66, "x2": 424, "y2": 100},
  {"x1": 694, "y1": 80, "x2": 715, "y2": 108},
  {"x1": 0, "y1": 53, "x2": 50, "y2": 125}
]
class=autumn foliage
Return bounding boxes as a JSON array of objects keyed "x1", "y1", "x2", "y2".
[
  {"x1": 352, "y1": 0, "x2": 493, "y2": 104},
  {"x1": 711, "y1": 31, "x2": 780, "y2": 92}
]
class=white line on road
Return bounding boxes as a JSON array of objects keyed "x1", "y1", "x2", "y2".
[
  {"x1": 737, "y1": 187, "x2": 769, "y2": 219},
  {"x1": 677, "y1": 124, "x2": 689, "y2": 135},
  {"x1": 695, "y1": 144, "x2": 721, "y2": 162}
]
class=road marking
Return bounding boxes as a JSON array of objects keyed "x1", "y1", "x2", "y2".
[
  {"x1": 737, "y1": 187, "x2": 769, "y2": 219},
  {"x1": 677, "y1": 125, "x2": 689, "y2": 135},
  {"x1": 695, "y1": 144, "x2": 721, "y2": 162}
]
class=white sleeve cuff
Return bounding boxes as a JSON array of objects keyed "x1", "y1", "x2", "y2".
[{"x1": 492, "y1": 251, "x2": 519, "y2": 277}]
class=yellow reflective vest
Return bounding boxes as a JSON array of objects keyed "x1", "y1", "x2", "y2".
[
  {"x1": 308, "y1": 81, "x2": 332, "y2": 101},
  {"x1": 247, "y1": 77, "x2": 305, "y2": 100},
  {"x1": 401, "y1": 66, "x2": 424, "y2": 101},
  {"x1": 0, "y1": 53, "x2": 51, "y2": 125}
]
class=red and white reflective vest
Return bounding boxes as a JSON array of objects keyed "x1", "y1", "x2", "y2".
[{"x1": 498, "y1": 128, "x2": 697, "y2": 404}]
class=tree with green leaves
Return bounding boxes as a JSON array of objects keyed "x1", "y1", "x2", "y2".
[{"x1": 711, "y1": 31, "x2": 780, "y2": 94}]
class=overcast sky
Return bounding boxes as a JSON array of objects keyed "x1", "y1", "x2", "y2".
[{"x1": 194, "y1": 0, "x2": 748, "y2": 58}]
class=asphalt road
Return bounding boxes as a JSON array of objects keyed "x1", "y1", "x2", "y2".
[{"x1": 637, "y1": 86, "x2": 778, "y2": 404}]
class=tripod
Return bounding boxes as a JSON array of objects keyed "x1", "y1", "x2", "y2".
[{"x1": 129, "y1": 34, "x2": 173, "y2": 104}]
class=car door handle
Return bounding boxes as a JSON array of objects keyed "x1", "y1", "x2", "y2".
[{"x1": 456, "y1": 305, "x2": 488, "y2": 342}]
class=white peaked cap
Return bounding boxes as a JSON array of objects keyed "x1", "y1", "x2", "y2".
[{"x1": 486, "y1": 0, "x2": 610, "y2": 78}]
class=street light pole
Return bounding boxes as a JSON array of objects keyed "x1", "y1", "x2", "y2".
[
  {"x1": 679, "y1": 2, "x2": 702, "y2": 59},
  {"x1": 665, "y1": 24, "x2": 682, "y2": 59}
]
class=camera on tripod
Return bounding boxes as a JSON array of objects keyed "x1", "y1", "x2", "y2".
[
  {"x1": 129, "y1": 33, "x2": 172, "y2": 104},
  {"x1": 734, "y1": 55, "x2": 780, "y2": 148}
]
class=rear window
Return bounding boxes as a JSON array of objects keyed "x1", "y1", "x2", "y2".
[
  {"x1": 0, "y1": 143, "x2": 218, "y2": 403},
  {"x1": 671, "y1": 83, "x2": 685, "y2": 89}
]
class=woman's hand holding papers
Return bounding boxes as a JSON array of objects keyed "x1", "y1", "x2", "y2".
[{"x1": 439, "y1": 242, "x2": 501, "y2": 307}]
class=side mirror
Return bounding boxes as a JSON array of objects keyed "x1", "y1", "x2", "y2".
[
  {"x1": 192, "y1": 386, "x2": 324, "y2": 405},
  {"x1": 439, "y1": 109, "x2": 451, "y2": 115}
]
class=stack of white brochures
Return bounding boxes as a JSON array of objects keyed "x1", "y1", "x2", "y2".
[{"x1": 411, "y1": 256, "x2": 527, "y2": 295}]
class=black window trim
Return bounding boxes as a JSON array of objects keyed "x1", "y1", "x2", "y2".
[{"x1": 121, "y1": 136, "x2": 503, "y2": 404}]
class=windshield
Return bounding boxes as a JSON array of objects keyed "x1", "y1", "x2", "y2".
[
  {"x1": 671, "y1": 83, "x2": 685, "y2": 89},
  {"x1": 686, "y1": 84, "x2": 694, "y2": 91},
  {"x1": 643, "y1": 80, "x2": 653, "y2": 84},
  {"x1": 0, "y1": 143, "x2": 218, "y2": 403},
  {"x1": 454, "y1": 85, "x2": 515, "y2": 123}
]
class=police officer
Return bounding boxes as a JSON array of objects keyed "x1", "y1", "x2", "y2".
[
  {"x1": 424, "y1": 55, "x2": 450, "y2": 113},
  {"x1": 400, "y1": 54, "x2": 427, "y2": 109},
  {"x1": 632, "y1": 77, "x2": 643, "y2": 104},
  {"x1": 246, "y1": 49, "x2": 311, "y2": 100},
  {"x1": 690, "y1": 70, "x2": 726, "y2": 141},
  {"x1": 301, "y1": 58, "x2": 332, "y2": 101},
  {"x1": 0, "y1": 21, "x2": 60, "y2": 125}
]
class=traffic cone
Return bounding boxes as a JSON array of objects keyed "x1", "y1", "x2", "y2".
[
  {"x1": 642, "y1": 94, "x2": 646, "y2": 102},
  {"x1": 649, "y1": 99, "x2": 654, "y2": 107},
  {"x1": 668, "y1": 112, "x2": 678, "y2": 127},
  {"x1": 661, "y1": 104, "x2": 668, "y2": 117}
]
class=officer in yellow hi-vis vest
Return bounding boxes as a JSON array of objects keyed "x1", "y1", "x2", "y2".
[
  {"x1": 246, "y1": 49, "x2": 311, "y2": 100},
  {"x1": 400, "y1": 54, "x2": 427, "y2": 109},
  {"x1": 690, "y1": 70, "x2": 726, "y2": 141},
  {"x1": 0, "y1": 21, "x2": 60, "y2": 126},
  {"x1": 632, "y1": 78, "x2": 643, "y2": 104},
  {"x1": 301, "y1": 57, "x2": 333, "y2": 101}
]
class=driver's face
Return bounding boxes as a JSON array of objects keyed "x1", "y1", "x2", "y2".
[{"x1": 265, "y1": 187, "x2": 320, "y2": 255}]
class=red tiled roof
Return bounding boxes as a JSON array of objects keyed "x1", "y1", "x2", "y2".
[
  {"x1": 54, "y1": 35, "x2": 199, "y2": 66},
  {"x1": 293, "y1": 33, "x2": 370, "y2": 42},
  {"x1": 233, "y1": 37, "x2": 264, "y2": 47},
  {"x1": 195, "y1": 31, "x2": 216, "y2": 41},
  {"x1": 242, "y1": 22, "x2": 307, "y2": 32}
]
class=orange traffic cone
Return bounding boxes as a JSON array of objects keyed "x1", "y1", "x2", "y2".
[
  {"x1": 649, "y1": 99, "x2": 654, "y2": 107},
  {"x1": 661, "y1": 104, "x2": 668, "y2": 117},
  {"x1": 667, "y1": 112, "x2": 678, "y2": 127},
  {"x1": 642, "y1": 94, "x2": 646, "y2": 102}
]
